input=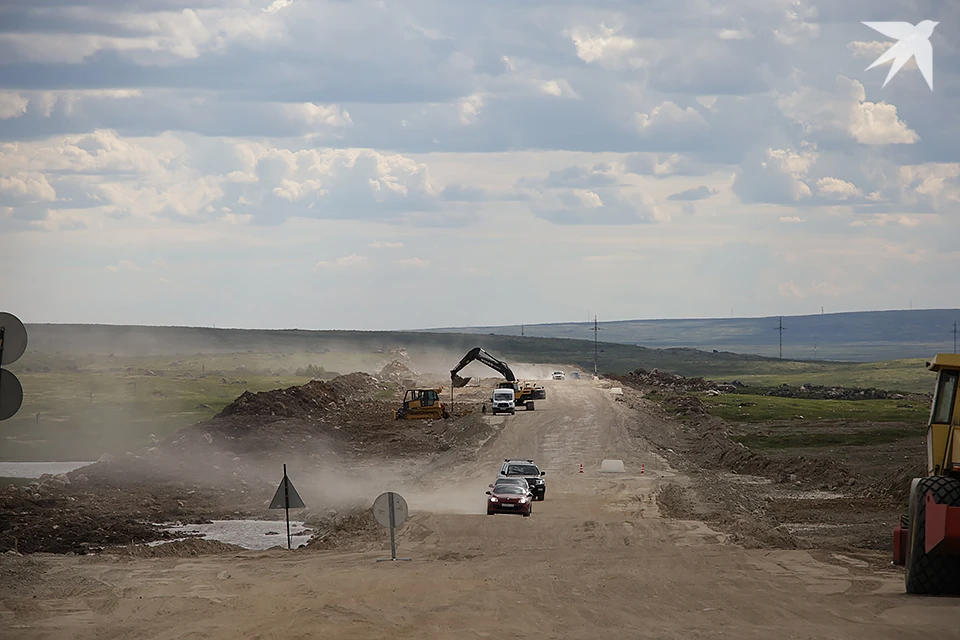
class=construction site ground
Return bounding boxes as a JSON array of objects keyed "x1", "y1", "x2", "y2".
[{"x1": 1, "y1": 376, "x2": 957, "y2": 639}]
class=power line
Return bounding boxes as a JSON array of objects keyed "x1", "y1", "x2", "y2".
[
  {"x1": 776, "y1": 316, "x2": 788, "y2": 360},
  {"x1": 590, "y1": 315, "x2": 602, "y2": 376}
]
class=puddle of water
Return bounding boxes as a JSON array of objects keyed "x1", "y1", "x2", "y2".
[
  {"x1": 0, "y1": 462, "x2": 95, "y2": 478},
  {"x1": 154, "y1": 520, "x2": 313, "y2": 550}
]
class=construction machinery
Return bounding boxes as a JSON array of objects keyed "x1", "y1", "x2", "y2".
[
  {"x1": 450, "y1": 347, "x2": 544, "y2": 411},
  {"x1": 892, "y1": 354, "x2": 960, "y2": 595},
  {"x1": 395, "y1": 387, "x2": 450, "y2": 420}
]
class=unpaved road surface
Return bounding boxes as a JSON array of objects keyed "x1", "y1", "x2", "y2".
[{"x1": 2, "y1": 380, "x2": 957, "y2": 639}]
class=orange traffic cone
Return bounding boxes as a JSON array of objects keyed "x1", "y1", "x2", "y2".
[
  {"x1": 641, "y1": 463, "x2": 645, "y2": 475},
  {"x1": 579, "y1": 463, "x2": 584, "y2": 474}
]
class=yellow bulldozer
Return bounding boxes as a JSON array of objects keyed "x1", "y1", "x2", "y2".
[
  {"x1": 395, "y1": 387, "x2": 450, "y2": 420},
  {"x1": 893, "y1": 354, "x2": 960, "y2": 594}
]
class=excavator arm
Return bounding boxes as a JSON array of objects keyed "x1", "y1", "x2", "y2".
[{"x1": 450, "y1": 347, "x2": 516, "y2": 387}]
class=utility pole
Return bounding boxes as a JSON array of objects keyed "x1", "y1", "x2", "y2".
[
  {"x1": 521, "y1": 323, "x2": 524, "y2": 337},
  {"x1": 953, "y1": 321, "x2": 958, "y2": 354},
  {"x1": 590, "y1": 315, "x2": 601, "y2": 376},
  {"x1": 776, "y1": 316, "x2": 787, "y2": 360}
]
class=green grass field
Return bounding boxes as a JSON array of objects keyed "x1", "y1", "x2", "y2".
[{"x1": 700, "y1": 393, "x2": 929, "y2": 424}]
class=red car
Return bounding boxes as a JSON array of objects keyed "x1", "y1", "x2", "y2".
[{"x1": 486, "y1": 484, "x2": 533, "y2": 516}]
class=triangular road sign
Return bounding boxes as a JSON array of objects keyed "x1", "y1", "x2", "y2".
[{"x1": 269, "y1": 474, "x2": 305, "y2": 510}]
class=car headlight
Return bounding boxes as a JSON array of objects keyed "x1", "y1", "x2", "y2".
[
  {"x1": 489, "y1": 497, "x2": 498, "y2": 502},
  {"x1": 519, "y1": 498, "x2": 527, "y2": 503}
]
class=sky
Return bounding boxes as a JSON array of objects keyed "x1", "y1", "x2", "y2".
[{"x1": 1, "y1": 0, "x2": 958, "y2": 331}]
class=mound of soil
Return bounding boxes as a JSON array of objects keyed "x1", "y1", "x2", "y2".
[
  {"x1": 106, "y1": 539, "x2": 245, "y2": 557},
  {"x1": 378, "y1": 360, "x2": 417, "y2": 382},
  {"x1": 306, "y1": 508, "x2": 381, "y2": 550}
]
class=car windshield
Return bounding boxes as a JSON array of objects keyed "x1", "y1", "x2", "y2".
[
  {"x1": 507, "y1": 464, "x2": 539, "y2": 475},
  {"x1": 496, "y1": 479, "x2": 526, "y2": 488},
  {"x1": 495, "y1": 486, "x2": 525, "y2": 495}
]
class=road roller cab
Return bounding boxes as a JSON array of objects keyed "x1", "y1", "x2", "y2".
[{"x1": 893, "y1": 354, "x2": 960, "y2": 595}]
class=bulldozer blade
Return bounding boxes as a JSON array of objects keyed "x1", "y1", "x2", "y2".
[
  {"x1": 925, "y1": 490, "x2": 960, "y2": 555},
  {"x1": 451, "y1": 374, "x2": 471, "y2": 388}
]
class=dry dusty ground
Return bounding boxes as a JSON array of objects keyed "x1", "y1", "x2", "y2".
[{"x1": 1, "y1": 379, "x2": 958, "y2": 639}]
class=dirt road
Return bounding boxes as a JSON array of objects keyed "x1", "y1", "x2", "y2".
[{"x1": 2, "y1": 380, "x2": 957, "y2": 639}]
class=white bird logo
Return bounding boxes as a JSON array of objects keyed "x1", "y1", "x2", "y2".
[{"x1": 862, "y1": 20, "x2": 938, "y2": 90}]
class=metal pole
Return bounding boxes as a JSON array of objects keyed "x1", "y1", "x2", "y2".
[
  {"x1": 283, "y1": 464, "x2": 291, "y2": 550},
  {"x1": 0, "y1": 327, "x2": 4, "y2": 397},
  {"x1": 388, "y1": 492, "x2": 397, "y2": 560},
  {"x1": 954, "y1": 321, "x2": 958, "y2": 354},
  {"x1": 593, "y1": 316, "x2": 598, "y2": 376}
]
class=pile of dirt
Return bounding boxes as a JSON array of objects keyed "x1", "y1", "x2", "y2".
[
  {"x1": 662, "y1": 394, "x2": 709, "y2": 417},
  {"x1": 765, "y1": 384, "x2": 929, "y2": 402},
  {"x1": 611, "y1": 368, "x2": 928, "y2": 402},
  {"x1": 0, "y1": 482, "x2": 193, "y2": 555},
  {"x1": 378, "y1": 360, "x2": 417, "y2": 383},
  {"x1": 611, "y1": 368, "x2": 741, "y2": 393},
  {"x1": 306, "y1": 507, "x2": 381, "y2": 550},
  {"x1": 106, "y1": 539, "x2": 245, "y2": 557},
  {"x1": 324, "y1": 372, "x2": 386, "y2": 401}
]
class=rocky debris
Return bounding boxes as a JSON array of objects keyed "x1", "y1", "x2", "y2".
[
  {"x1": 611, "y1": 367, "x2": 928, "y2": 402},
  {"x1": 377, "y1": 360, "x2": 417, "y2": 383},
  {"x1": 765, "y1": 384, "x2": 928, "y2": 402},
  {"x1": 612, "y1": 368, "x2": 741, "y2": 394},
  {"x1": 306, "y1": 507, "x2": 380, "y2": 550},
  {"x1": 106, "y1": 539, "x2": 245, "y2": 557}
]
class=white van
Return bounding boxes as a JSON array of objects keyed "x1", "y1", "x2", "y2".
[{"x1": 490, "y1": 388, "x2": 516, "y2": 415}]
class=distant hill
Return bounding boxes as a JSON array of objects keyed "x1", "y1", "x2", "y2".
[
  {"x1": 18, "y1": 323, "x2": 786, "y2": 378},
  {"x1": 422, "y1": 309, "x2": 960, "y2": 362}
]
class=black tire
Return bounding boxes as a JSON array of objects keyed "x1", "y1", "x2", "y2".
[
  {"x1": 522, "y1": 512, "x2": 531, "y2": 517},
  {"x1": 487, "y1": 511, "x2": 494, "y2": 516},
  {"x1": 904, "y1": 476, "x2": 960, "y2": 595},
  {"x1": 526, "y1": 402, "x2": 535, "y2": 411}
]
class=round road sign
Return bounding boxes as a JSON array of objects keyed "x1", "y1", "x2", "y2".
[
  {"x1": 0, "y1": 312, "x2": 27, "y2": 366},
  {"x1": 373, "y1": 491, "x2": 408, "y2": 529},
  {"x1": 0, "y1": 368, "x2": 24, "y2": 421}
]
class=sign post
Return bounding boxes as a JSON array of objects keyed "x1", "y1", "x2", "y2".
[
  {"x1": 268, "y1": 464, "x2": 306, "y2": 549},
  {"x1": 373, "y1": 491, "x2": 411, "y2": 562}
]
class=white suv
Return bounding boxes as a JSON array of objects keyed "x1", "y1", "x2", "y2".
[{"x1": 552, "y1": 371, "x2": 565, "y2": 380}]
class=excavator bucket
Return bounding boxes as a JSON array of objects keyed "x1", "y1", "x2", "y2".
[{"x1": 451, "y1": 374, "x2": 471, "y2": 388}]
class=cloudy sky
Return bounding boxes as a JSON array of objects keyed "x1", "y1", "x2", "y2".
[{"x1": 2, "y1": 0, "x2": 958, "y2": 330}]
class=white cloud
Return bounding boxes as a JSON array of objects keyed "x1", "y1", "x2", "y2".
[
  {"x1": 370, "y1": 240, "x2": 403, "y2": 248},
  {"x1": 0, "y1": 92, "x2": 29, "y2": 119},
  {"x1": 635, "y1": 102, "x2": 708, "y2": 137},
  {"x1": 779, "y1": 216, "x2": 804, "y2": 223},
  {"x1": 0, "y1": 173, "x2": 57, "y2": 202},
  {"x1": 314, "y1": 254, "x2": 369, "y2": 270},
  {"x1": 105, "y1": 259, "x2": 142, "y2": 272},
  {"x1": 282, "y1": 103, "x2": 353, "y2": 129},
  {"x1": 816, "y1": 177, "x2": 861, "y2": 200},
  {"x1": 777, "y1": 76, "x2": 919, "y2": 145},
  {"x1": 540, "y1": 79, "x2": 580, "y2": 99},
  {"x1": 395, "y1": 257, "x2": 430, "y2": 268},
  {"x1": 564, "y1": 24, "x2": 643, "y2": 69}
]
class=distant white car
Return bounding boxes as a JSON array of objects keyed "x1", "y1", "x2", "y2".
[{"x1": 552, "y1": 371, "x2": 565, "y2": 380}]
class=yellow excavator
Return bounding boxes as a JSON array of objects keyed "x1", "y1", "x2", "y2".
[
  {"x1": 395, "y1": 387, "x2": 450, "y2": 420},
  {"x1": 449, "y1": 347, "x2": 545, "y2": 411},
  {"x1": 893, "y1": 354, "x2": 960, "y2": 594}
]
